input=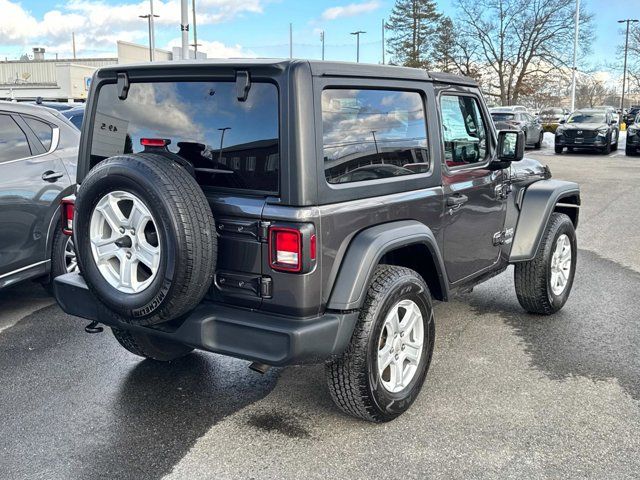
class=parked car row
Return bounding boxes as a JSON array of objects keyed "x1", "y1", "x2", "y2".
[{"x1": 0, "y1": 101, "x2": 80, "y2": 289}]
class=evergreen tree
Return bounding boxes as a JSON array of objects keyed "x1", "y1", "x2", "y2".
[
  {"x1": 432, "y1": 17, "x2": 457, "y2": 72},
  {"x1": 386, "y1": 0, "x2": 442, "y2": 69}
]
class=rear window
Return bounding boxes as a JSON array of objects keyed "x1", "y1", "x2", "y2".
[
  {"x1": 90, "y1": 81, "x2": 279, "y2": 193},
  {"x1": 491, "y1": 113, "x2": 515, "y2": 121}
]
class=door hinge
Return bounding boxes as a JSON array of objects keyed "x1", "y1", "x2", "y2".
[
  {"x1": 493, "y1": 227, "x2": 514, "y2": 246},
  {"x1": 258, "y1": 221, "x2": 271, "y2": 242},
  {"x1": 494, "y1": 183, "x2": 512, "y2": 200}
]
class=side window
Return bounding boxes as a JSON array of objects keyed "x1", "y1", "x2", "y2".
[
  {"x1": 0, "y1": 114, "x2": 32, "y2": 162},
  {"x1": 322, "y1": 88, "x2": 429, "y2": 184},
  {"x1": 23, "y1": 116, "x2": 53, "y2": 151},
  {"x1": 440, "y1": 95, "x2": 488, "y2": 168}
]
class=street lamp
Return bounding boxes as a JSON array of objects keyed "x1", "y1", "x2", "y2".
[
  {"x1": 218, "y1": 127, "x2": 231, "y2": 164},
  {"x1": 139, "y1": 12, "x2": 159, "y2": 61},
  {"x1": 570, "y1": 0, "x2": 580, "y2": 112},
  {"x1": 350, "y1": 31, "x2": 366, "y2": 63},
  {"x1": 618, "y1": 19, "x2": 639, "y2": 112}
]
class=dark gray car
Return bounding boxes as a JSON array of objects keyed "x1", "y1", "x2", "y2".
[
  {"x1": 491, "y1": 110, "x2": 544, "y2": 149},
  {"x1": 0, "y1": 102, "x2": 78, "y2": 288},
  {"x1": 53, "y1": 60, "x2": 580, "y2": 423}
]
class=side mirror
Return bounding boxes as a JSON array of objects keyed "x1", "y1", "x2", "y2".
[
  {"x1": 559, "y1": 119, "x2": 566, "y2": 124},
  {"x1": 497, "y1": 130, "x2": 525, "y2": 162}
]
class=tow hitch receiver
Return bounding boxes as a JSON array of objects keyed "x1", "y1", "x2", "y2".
[
  {"x1": 249, "y1": 362, "x2": 271, "y2": 374},
  {"x1": 84, "y1": 321, "x2": 104, "y2": 334}
]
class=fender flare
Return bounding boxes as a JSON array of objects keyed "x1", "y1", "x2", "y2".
[
  {"x1": 326, "y1": 220, "x2": 449, "y2": 311},
  {"x1": 510, "y1": 179, "x2": 580, "y2": 262}
]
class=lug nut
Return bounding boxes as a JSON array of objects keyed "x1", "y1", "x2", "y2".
[
  {"x1": 126, "y1": 252, "x2": 132, "y2": 259},
  {"x1": 119, "y1": 227, "x2": 125, "y2": 234},
  {"x1": 130, "y1": 229, "x2": 136, "y2": 235},
  {"x1": 401, "y1": 345, "x2": 405, "y2": 351},
  {"x1": 395, "y1": 354, "x2": 399, "y2": 360}
]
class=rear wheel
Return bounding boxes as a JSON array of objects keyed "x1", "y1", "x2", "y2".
[
  {"x1": 326, "y1": 265, "x2": 435, "y2": 422},
  {"x1": 626, "y1": 144, "x2": 637, "y2": 156},
  {"x1": 51, "y1": 228, "x2": 78, "y2": 278},
  {"x1": 534, "y1": 131, "x2": 543, "y2": 149},
  {"x1": 111, "y1": 328, "x2": 193, "y2": 361},
  {"x1": 75, "y1": 153, "x2": 217, "y2": 326}
]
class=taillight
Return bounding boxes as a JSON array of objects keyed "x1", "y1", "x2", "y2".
[
  {"x1": 269, "y1": 227, "x2": 302, "y2": 272},
  {"x1": 61, "y1": 196, "x2": 75, "y2": 235},
  {"x1": 140, "y1": 138, "x2": 171, "y2": 147}
]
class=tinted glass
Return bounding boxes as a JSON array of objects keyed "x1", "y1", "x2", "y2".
[
  {"x1": 491, "y1": 113, "x2": 515, "y2": 122},
  {"x1": 0, "y1": 114, "x2": 31, "y2": 162},
  {"x1": 541, "y1": 108, "x2": 563, "y2": 115},
  {"x1": 567, "y1": 112, "x2": 606, "y2": 124},
  {"x1": 322, "y1": 89, "x2": 429, "y2": 184},
  {"x1": 92, "y1": 81, "x2": 279, "y2": 192},
  {"x1": 69, "y1": 114, "x2": 83, "y2": 129},
  {"x1": 441, "y1": 95, "x2": 488, "y2": 167},
  {"x1": 23, "y1": 116, "x2": 53, "y2": 150}
]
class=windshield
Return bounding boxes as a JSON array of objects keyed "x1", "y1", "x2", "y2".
[
  {"x1": 541, "y1": 108, "x2": 563, "y2": 115},
  {"x1": 567, "y1": 112, "x2": 606, "y2": 124},
  {"x1": 91, "y1": 80, "x2": 280, "y2": 193},
  {"x1": 491, "y1": 113, "x2": 515, "y2": 122}
]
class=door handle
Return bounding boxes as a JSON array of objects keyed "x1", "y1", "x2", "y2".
[
  {"x1": 447, "y1": 194, "x2": 468, "y2": 207},
  {"x1": 42, "y1": 171, "x2": 64, "y2": 182}
]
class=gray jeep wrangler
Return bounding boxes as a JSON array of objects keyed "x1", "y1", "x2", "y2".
[{"x1": 54, "y1": 60, "x2": 580, "y2": 422}]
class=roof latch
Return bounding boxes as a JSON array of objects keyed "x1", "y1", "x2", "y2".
[
  {"x1": 236, "y1": 70, "x2": 251, "y2": 102},
  {"x1": 117, "y1": 72, "x2": 130, "y2": 100}
]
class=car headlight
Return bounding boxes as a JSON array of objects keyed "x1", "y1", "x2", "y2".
[
  {"x1": 629, "y1": 127, "x2": 638, "y2": 136},
  {"x1": 597, "y1": 127, "x2": 608, "y2": 136},
  {"x1": 555, "y1": 126, "x2": 565, "y2": 135}
]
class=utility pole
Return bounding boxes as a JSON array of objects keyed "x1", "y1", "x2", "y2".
[
  {"x1": 181, "y1": 0, "x2": 189, "y2": 59},
  {"x1": 381, "y1": 19, "x2": 385, "y2": 64},
  {"x1": 191, "y1": 0, "x2": 200, "y2": 55},
  {"x1": 72, "y1": 32, "x2": 76, "y2": 59},
  {"x1": 618, "y1": 18, "x2": 639, "y2": 113},
  {"x1": 149, "y1": 0, "x2": 156, "y2": 61},
  {"x1": 289, "y1": 23, "x2": 293, "y2": 59},
  {"x1": 139, "y1": 13, "x2": 159, "y2": 61},
  {"x1": 570, "y1": 0, "x2": 580, "y2": 112},
  {"x1": 320, "y1": 31, "x2": 325, "y2": 60},
  {"x1": 350, "y1": 30, "x2": 366, "y2": 63}
]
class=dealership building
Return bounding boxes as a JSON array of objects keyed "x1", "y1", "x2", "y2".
[{"x1": 0, "y1": 41, "x2": 204, "y2": 102}]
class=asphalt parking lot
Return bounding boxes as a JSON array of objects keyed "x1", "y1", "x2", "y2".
[{"x1": 1, "y1": 132, "x2": 639, "y2": 480}]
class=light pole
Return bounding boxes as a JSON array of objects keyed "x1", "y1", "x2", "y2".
[
  {"x1": 181, "y1": 0, "x2": 189, "y2": 60},
  {"x1": 351, "y1": 30, "x2": 366, "y2": 62},
  {"x1": 320, "y1": 31, "x2": 325, "y2": 60},
  {"x1": 139, "y1": 13, "x2": 159, "y2": 61},
  {"x1": 570, "y1": 0, "x2": 580, "y2": 112},
  {"x1": 218, "y1": 127, "x2": 230, "y2": 164},
  {"x1": 618, "y1": 19, "x2": 639, "y2": 113},
  {"x1": 191, "y1": 0, "x2": 201, "y2": 55}
]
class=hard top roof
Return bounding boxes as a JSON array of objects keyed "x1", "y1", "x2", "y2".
[{"x1": 97, "y1": 58, "x2": 478, "y2": 87}]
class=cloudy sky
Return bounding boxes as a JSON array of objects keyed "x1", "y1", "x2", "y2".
[{"x1": 0, "y1": 0, "x2": 630, "y2": 72}]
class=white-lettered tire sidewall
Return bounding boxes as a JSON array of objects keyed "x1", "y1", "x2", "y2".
[
  {"x1": 545, "y1": 219, "x2": 577, "y2": 311},
  {"x1": 366, "y1": 278, "x2": 434, "y2": 419},
  {"x1": 76, "y1": 163, "x2": 181, "y2": 321}
]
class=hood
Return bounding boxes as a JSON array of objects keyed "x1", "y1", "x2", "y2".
[
  {"x1": 561, "y1": 122, "x2": 606, "y2": 130},
  {"x1": 510, "y1": 157, "x2": 549, "y2": 183}
]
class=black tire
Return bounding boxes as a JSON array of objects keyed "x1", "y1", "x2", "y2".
[
  {"x1": 325, "y1": 265, "x2": 435, "y2": 423},
  {"x1": 626, "y1": 145, "x2": 637, "y2": 156},
  {"x1": 75, "y1": 153, "x2": 216, "y2": 326},
  {"x1": 514, "y1": 213, "x2": 577, "y2": 315},
  {"x1": 534, "y1": 131, "x2": 543, "y2": 149},
  {"x1": 51, "y1": 227, "x2": 77, "y2": 278},
  {"x1": 601, "y1": 140, "x2": 612, "y2": 154},
  {"x1": 554, "y1": 145, "x2": 564, "y2": 154},
  {"x1": 111, "y1": 328, "x2": 193, "y2": 361}
]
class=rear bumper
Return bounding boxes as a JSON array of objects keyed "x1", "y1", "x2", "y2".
[{"x1": 54, "y1": 273, "x2": 358, "y2": 366}]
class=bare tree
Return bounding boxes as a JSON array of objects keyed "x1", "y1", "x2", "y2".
[
  {"x1": 455, "y1": 0, "x2": 593, "y2": 106},
  {"x1": 628, "y1": 23, "x2": 640, "y2": 94},
  {"x1": 432, "y1": 16, "x2": 483, "y2": 82},
  {"x1": 575, "y1": 75, "x2": 611, "y2": 108}
]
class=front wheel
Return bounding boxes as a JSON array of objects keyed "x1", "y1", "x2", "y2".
[
  {"x1": 554, "y1": 145, "x2": 564, "y2": 154},
  {"x1": 626, "y1": 145, "x2": 637, "y2": 156},
  {"x1": 514, "y1": 213, "x2": 577, "y2": 314},
  {"x1": 534, "y1": 131, "x2": 543, "y2": 149},
  {"x1": 325, "y1": 265, "x2": 435, "y2": 422}
]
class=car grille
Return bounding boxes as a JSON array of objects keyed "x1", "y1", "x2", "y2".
[{"x1": 563, "y1": 129, "x2": 598, "y2": 139}]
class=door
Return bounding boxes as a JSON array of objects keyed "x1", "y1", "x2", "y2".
[
  {"x1": 439, "y1": 93, "x2": 507, "y2": 283},
  {"x1": 0, "y1": 113, "x2": 67, "y2": 276}
]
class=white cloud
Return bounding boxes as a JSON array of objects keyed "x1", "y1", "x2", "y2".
[
  {"x1": 0, "y1": 0, "x2": 265, "y2": 57},
  {"x1": 321, "y1": 1, "x2": 380, "y2": 21},
  {"x1": 166, "y1": 38, "x2": 256, "y2": 58}
]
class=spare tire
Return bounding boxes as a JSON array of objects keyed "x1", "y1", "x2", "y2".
[{"x1": 75, "y1": 153, "x2": 216, "y2": 326}]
